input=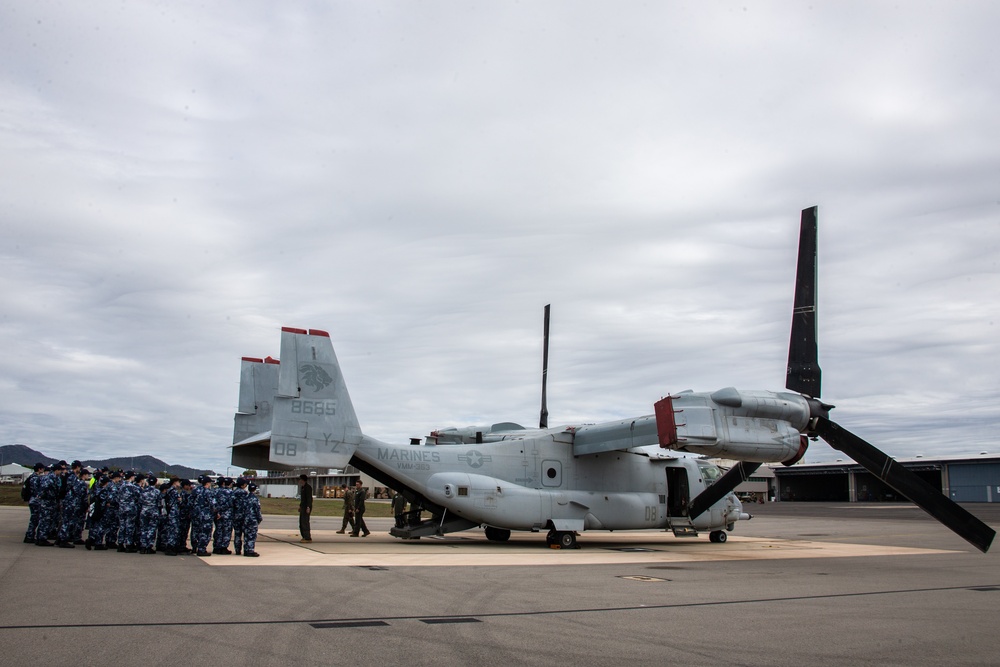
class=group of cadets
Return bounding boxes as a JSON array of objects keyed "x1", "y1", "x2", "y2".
[{"x1": 22, "y1": 460, "x2": 263, "y2": 558}]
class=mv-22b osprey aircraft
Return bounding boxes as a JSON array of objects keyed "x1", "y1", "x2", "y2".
[{"x1": 231, "y1": 207, "x2": 995, "y2": 552}]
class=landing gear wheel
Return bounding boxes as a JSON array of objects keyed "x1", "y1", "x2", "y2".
[
  {"x1": 709, "y1": 530, "x2": 727, "y2": 543},
  {"x1": 485, "y1": 526, "x2": 511, "y2": 542},
  {"x1": 547, "y1": 530, "x2": 578, "y2": 549}
]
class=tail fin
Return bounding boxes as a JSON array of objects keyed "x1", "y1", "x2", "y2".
[
  {"x1": 233, "y1": 356, "x2": 280, "y2": 445},
  {"x1": 269, "y1": 327, "x2": 361, "y2": 469},
  {"x1": 231, "y1": 356, "x2": 281, "y2": 470}
]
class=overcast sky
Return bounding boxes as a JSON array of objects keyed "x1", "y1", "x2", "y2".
[{"x1": 1, "y1": 2, "x2": 998, "y2": 473}]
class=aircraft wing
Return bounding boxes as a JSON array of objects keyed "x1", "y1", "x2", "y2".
[{"x1": 572, "y1": 415, "x2": 659, "y2": 456}]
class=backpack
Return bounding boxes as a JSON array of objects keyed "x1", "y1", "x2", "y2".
[{"x1": 20, "y1": 475, "x2": 33, "y2": 502}]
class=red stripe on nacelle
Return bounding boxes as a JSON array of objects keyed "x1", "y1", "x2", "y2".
[
  {"x1": 782, "y1": 435, "x2": 809, "y2": 466},
  {"x1": 281, "y1": 326, "x2": 308, "y2": 335},
  {"x1": 241, "y1": 357, "x2": 264, "y2": 363},
  {"x1": 264, "y1": 356, "x2": 279, "y2": 364},
  {"x1": 309, "y1": 329, "x2": 330, "y2": 337}
]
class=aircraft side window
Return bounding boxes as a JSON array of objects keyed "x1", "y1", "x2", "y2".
[
  {"x1": 546, "y1": 468, "x2": 557, "y2": 479},
  {"x1": 458, "y1": 487, "x2": 469, "y2": 497}
]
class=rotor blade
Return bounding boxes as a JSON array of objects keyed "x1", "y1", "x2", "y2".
[
  {"x1": 539, "y1": 304, "x2": 550, "y2": 429},
  {"x1": 814, "y1": 417, "x2": 995, "y2": 553},
  {"x1": 786, "y1": 206, "x2": 822, "y2": 397},
  {"x1": 688, "y1": 461, "x2": 762, "y2": 520}
]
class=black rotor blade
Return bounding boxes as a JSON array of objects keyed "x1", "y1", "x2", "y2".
[
  {"x1": 539, "y1": 304, "x2": 550, "y2": 429},
  {"x1": 814, "y1": 417, "x2": 995, "y2": 553},
  {"x1": 689, "y1": 461, "x2": 762, "y2": 520},
  {"x1": 786, "y1": 206, "x2": 822, "y2": 397}
]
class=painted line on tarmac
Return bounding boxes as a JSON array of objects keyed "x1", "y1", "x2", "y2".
[{"x1": 1, "y1": 583, "x2": 996, "y2": 632}]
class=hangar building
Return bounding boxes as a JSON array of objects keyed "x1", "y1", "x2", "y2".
[{"x1": 771, "y1": 453, "x2": 1000, "y2": 503}]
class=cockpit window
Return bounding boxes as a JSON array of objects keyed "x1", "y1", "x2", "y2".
[{"x1": 698, "y1": 463, "x2": 722, "y2": 485}]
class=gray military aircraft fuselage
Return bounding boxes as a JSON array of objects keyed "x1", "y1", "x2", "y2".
[
  {"x1": 232, "y1": 329, "x2": 753, "y2": 548},
  {"x1": 231, "y1": 207, "x2": 995, "y2": 552}
]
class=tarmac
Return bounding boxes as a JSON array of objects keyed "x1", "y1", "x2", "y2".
[{"x1": 1, "y1": 502, "x2": 998, "y2": 666}]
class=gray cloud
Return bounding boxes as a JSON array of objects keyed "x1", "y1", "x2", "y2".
[{"x1": 1, "y1": 2, "x2": 998, "y2": 471}]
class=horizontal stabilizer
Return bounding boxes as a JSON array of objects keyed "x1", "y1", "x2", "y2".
[{"x1": 233, "y1": 430, "x2": 271, "y2": 447}]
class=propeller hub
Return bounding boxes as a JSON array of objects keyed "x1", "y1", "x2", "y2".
[{"x1": 806, "y1": 397, "x2": 834, "y2": 420}]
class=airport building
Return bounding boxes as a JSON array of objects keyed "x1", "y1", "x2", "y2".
[
  {"x1": 0, "y1": 463, "x2": 32, "y2": 484},
  {"x1": 770, "y1": 453, "x2": 1000, "y2": 503}
]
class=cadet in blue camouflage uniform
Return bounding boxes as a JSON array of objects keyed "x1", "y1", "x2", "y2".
[
  {"x1": 231, "y1": 478, "x2": 250, "y2": 555},
  {"x1": 178, "y1": 479, "x2": 193, "y2": 554},
  {"x1": 117, "y1": 471, "x2": 141, "y2": 552},
  {"x1": 35, "y1": 463, "x2": 64, "y2": 546},
  {"x1": 212, "y1": 477, "x2": 234, "y2": 555},
  {"x1": 155, "y1": 482, "x2": 166, "y2": 553},
  {"x1": 73, "y1": 467, "x2": 92, "y2": 543},
  {"x1": 85, "y1": 475, "x2": 112, "y2": 550},
  {"x1": 56, "y1": 462, "x2": 82, "y2": 547},
  {"x1": 22, "y1": 463, "x2": 47, "y2": 544},
  {"x1": 160, "y1": 479, "x2": 181, "y2": 556},
  {"x1": 138, "y1": 474, "x2": 163, "y2": 554},
  {"x1": 191, "y1": 475, "x2": 216, "y2": 557},
  {"x1": 104, "y1": 470, "x2": 122, "y2": 550},
  {"x1": 243, "y1": 483, "x2": 263, "y2": 557},
  {"x1": 69, "y1": 462, "x2": 91, "y2": 543}
]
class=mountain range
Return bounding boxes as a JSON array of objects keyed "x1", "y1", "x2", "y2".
[{"x1": 0, "y1": 444, "x2": 217, "y2": 479}]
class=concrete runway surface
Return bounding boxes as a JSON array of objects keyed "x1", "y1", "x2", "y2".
[{"x1": 1, "y1": 502, "x2": 997, "y2": 666}]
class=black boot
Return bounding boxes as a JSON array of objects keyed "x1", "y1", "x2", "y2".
[
  {"x1": 94, "y1": 544, "x2": 107, "y2": 551},
  {"x1": 244, "y1": 551, "x2": 259, "y2": 557},
  {"x1": 24, "y1": 536, "x2": 35, "y2": 543},
  {"x1": 117, "y1": 544, "x2": 127, "y2": 552},
  {"x1": 196, "y1": 549, "x2": 211, "y2": 557},
  {"x1": 36, "y1": 539, "x2": 54, "y2": 547},
  {"x1": 57, "y1": 540, "x2": 75, "y2": 548},
  {"x1": 85, "y1": 538, "x2": 94, "y2": 551}
]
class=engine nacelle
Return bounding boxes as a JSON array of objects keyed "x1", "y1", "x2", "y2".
[{"x1": 654, "y1": 388, "x2": 811, "y2": 464}]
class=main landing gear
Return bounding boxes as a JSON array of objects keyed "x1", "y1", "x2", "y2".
[
  {"x1": 485, "y1": 526, "x2": 511, "y2": 542},
  {"x1": 546, "y1": 530, "x2": 579, "y2": 549},
  {"x1": 709, "y1": 530, "x2": 728, "y2": 543}
]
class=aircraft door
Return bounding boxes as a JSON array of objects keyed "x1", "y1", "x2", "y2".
[
  {"x1": 541, "y1": 460, "x2": 562, "y2": 487},
  {"x1": 665, "y1": 467, "x2": 690, "y2": 517}
]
